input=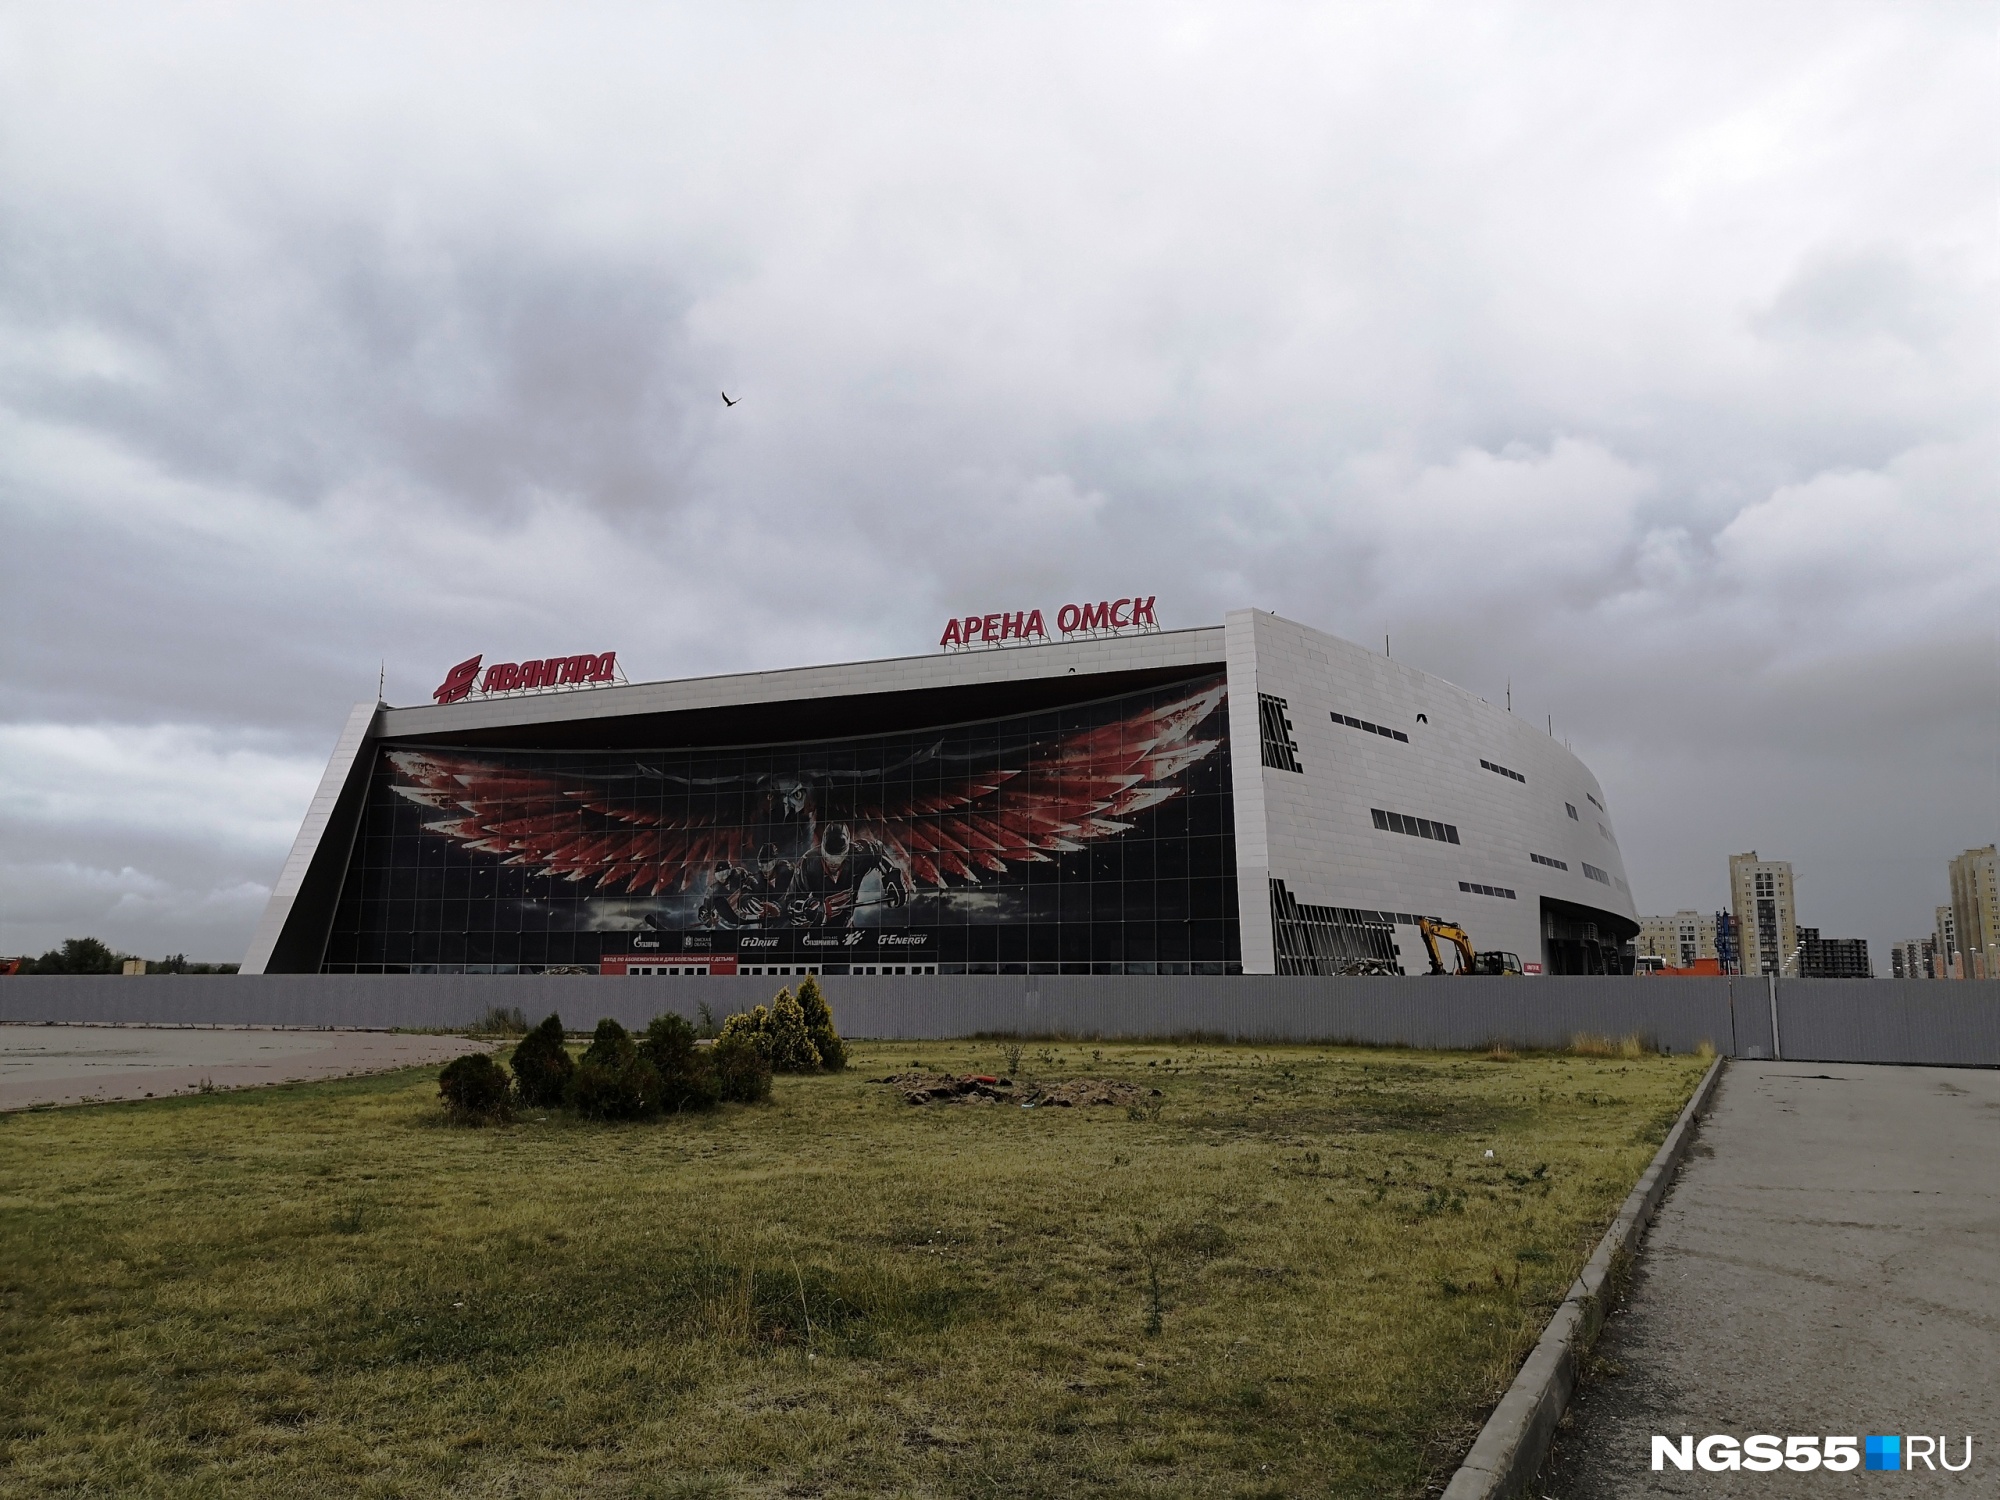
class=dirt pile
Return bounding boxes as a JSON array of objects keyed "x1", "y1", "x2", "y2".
[
  {"x1": 872, "y1": 1073, "x2": 1163, "y2": 1108},
  {"x1": 874, "y1": 1071, "x2": 1016, "y2": 1105},
  {"x1": 1021, "y1": 1078, "x2": 1157, "y2": 1108}
]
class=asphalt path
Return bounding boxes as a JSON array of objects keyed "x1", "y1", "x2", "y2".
[
  {"x1": 0, "y1": 1024, "x2": 491, "y2": 1110},
  {"x1": 1539, "y1": 1060, "x2": 1999, "y2": 1496}
]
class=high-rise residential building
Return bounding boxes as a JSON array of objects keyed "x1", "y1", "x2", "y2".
[
  {"x1": 1948, "y1": 845, "x2": 1997, "y2": 981},
  {"x1": 1796, "y1": 927, "x2": 1871, "y2": 979},
  {"x1": 1936, "y1": 904, "x2": 1961, "y2": 979},
  {"x1": 1891, "y1": 937, "x2": 1938, "y2": 979},
  {"x1": 1729, "y1": 852, "x2": 1797, "y2": 978},
  {"x1": 1638, "y1": 910, "x2": 1717, "y2": 969}
]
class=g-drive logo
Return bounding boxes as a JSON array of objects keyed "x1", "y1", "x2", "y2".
[{"x1": 1654, "y1": 1434, "x2": 1974, "y2": 1473}]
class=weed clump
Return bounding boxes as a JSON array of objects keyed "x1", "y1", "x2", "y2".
[
  {"x1": 567, "y1": 1019, "x2": 661, "y2": 1120},
  {"x1": 468, "y1": 1005, "x2": 528, "y2": 1037},
  {"x1": 437, "y1": 1052, "x2": 512, "y2": 1124},
  {"x1": 1570, "y1": 1033, "x2": 1650, "y2": 1059}
]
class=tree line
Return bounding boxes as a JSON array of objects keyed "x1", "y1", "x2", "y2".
[{"x1": 7, "y1": 937, "x2": 240, "y2": 975}]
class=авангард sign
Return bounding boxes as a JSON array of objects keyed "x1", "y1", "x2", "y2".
[
  {"x1": 940, "y1": 597, "x2": 1158, "y2": 649},
  {"x1": 431, "y1": 652, "x2": 621, "y2": 705}
]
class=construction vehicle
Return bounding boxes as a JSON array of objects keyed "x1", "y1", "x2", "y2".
[{"x1": 1417, "y1": 916, "x2": 1522, "y2": 976}]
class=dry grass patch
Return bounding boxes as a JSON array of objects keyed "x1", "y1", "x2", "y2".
[{"x1": 0, "y1": 1039, "x2": 1707, "y2": 1498}]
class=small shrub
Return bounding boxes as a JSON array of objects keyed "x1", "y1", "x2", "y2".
[
  {"x1": 568, "y1": 1018, "x2": 661, "y2": 1120},
  {"x1": 710, "y1": 1030, "x2": 772, "y2": 1103},
  {"x1": 642, "y1": 1013, "x2": 720, "y2": 1113},
  {"x1": 796, "y1": 975, "x2": 846, "y2": 1071},
  {"x1": 766, "y1": 990, "x2": 823, "y2": 1073},
  {"x1": 510, "y1": 1013, "x2": 575, "y2": 1107},
  {"x1": 1694, "y1": 1039, "x2": 1717, "y2": 1060},
  {"x1": 438, "y1": 1052, "x2": 513, "y2": 1123}
]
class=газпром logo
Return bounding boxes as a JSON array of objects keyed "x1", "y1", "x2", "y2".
[{"x1": 1653, "y1": 1434, "x2": 1974, "y2": 1472}]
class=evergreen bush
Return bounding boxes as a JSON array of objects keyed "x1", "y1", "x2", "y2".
[
  {"x1": 641, "y1": 1013, "x2": 720, "y2": 1113},
  {"x1": 716, "y1": 1003, "x2": 770, "y2": 1058},
  {"x1": 438, "y1": 1052, "x2": 513, "y2": 1123},
  {"x1": 510, "y1": 1013, "x2": 575, "y2": 1108},
  {"x1": 795, "y1": 975, "x2": 846, "y2": 1071},
  {"x1": 709, "y1": 1029, "x2": 773, "y2": 1103},
  {"x1": 567, "y1": 1018, "x2": 661, "y2": 1119},
  {"x1": 766, "y1": 989, "x2": 823, "y2": 1072}
]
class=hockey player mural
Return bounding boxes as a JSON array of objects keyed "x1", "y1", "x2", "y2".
[{"x1": 327, "y1": 675, "x2": 1239, "y2": 972}]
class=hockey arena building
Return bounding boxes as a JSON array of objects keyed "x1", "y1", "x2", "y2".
[{"x1": 243, "y1": 610, "x2": 1639, "y2": 979}]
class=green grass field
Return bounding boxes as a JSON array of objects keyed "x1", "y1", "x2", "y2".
[{"x1": 0, "y1": 1038, "x2": 1708, "y2": 1498}]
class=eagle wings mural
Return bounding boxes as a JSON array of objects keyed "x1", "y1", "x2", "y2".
[{"x1": 385, "y1": 679, "x2": 1228, "y2": 931}]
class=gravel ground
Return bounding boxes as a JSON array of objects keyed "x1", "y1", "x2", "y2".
[{"x1": 0, "y1": 1024, "x2": 492, "y2": 1110}]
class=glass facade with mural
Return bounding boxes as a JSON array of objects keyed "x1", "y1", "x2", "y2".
[{"x1": 320, "y1": 674, "x2": 1239, "y2": 974}]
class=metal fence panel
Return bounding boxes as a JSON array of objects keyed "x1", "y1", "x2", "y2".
[
  {"x1": 4, "y1": 975, "x2": 1993, "y2": 1064},
  {"x1": 1771, "y1": 978, "x2": 2000, "y2": 1066}
]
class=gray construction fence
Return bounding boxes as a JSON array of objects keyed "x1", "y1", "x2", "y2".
[{"x1": 3, "y1": 974, "x2": 1995, "y2": 1067}]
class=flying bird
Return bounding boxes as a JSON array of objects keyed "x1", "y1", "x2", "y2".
[{"x1": 721, "y1": 391, "x2": 738, "y2": 407}]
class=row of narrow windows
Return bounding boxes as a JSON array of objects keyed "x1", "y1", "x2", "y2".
[
  {"x1": 1480, "y1": 758, "x2": 1525, "y2": 782},
  {"x1": 1460, "y1": 881, "x2": 1516, "y2": 899},
  {"x1": 1334, "y1": 712, "x2": 1409, "y2": 743},
  {"x1": 1257, "y1": 694, "x2": 1304, "y2": 772},
  {"x1": 1530, "y1": 852, "x2": 1569, "y2": 870},
  {"x1": 1372, "y1": 808, "x2": 1461, "y2": 844}
]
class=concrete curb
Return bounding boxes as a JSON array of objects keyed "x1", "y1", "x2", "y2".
[{"x1": 1440, "y1": 1055, "x2": 1725, "y2": 1500}]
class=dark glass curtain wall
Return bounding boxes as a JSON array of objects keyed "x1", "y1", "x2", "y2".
[{"x1": 321, "y1": 674, "x2": 1239, "y2": 975}]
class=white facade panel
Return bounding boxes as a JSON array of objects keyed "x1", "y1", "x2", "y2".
[{"x1": 1234, "y1": 611, "x2": 1636, "y2": 972}]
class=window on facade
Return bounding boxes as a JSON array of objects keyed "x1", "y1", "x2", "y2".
[
  {"x1": 1370, "y1": 808, "x2": 1461, "y2": 844},
  {"x1": 1458, "y1": 881, "x2": 1516, "y2": 899},
  {"x1": 1566, "y1": 803, "x2": 1579, "y2": 820},
  {"x1": 1258, "y1": 694, "x2": 1303, "y2": 772},
  {"x1": 1529, "y1": 852, "x2": 1568, "y2": 870},
  {"x1": 1479, "y1": 759, "x2": 1526, "y2": 783},
  {"x1": 1332, "y1": 712, "x2": 1409, "y2": 743},
  {"x1": 1581, "y1": 863, "x2": 1611, "y2": 885},
  {"x1": 1269, "y1": 879, "x2": 1403, "y2": 975}
]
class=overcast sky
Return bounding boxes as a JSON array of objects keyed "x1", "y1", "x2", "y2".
[{"x1": 3, "y1": 3, "x2": 1994, "y2": 964}]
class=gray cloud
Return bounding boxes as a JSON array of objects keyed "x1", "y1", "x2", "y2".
[{"x1": 1, "y1": 2, "x2": 1993, "y2": 962}]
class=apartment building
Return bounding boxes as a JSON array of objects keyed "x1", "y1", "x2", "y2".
[
  {"x1": 1638, "y1": 910, "x2": 1717, "y2": 969},
  {"x1": 1729, "y1": 853, "x2": 1797, "y2": 978},
  {"x1": 1948, "y1": 845, "x2": 1997, "y2": 981}
]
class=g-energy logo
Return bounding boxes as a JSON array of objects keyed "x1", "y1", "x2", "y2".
[{"x1": 1654, "y1": 1435, "x2": 1974, "y2": 1473}]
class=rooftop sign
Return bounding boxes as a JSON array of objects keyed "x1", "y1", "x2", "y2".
[
  {"x1": 940, "y1": 596, "x2": 1158, "y2": 651},
  {"x1": 431, "y1": 651, "x2": 624, "y2": 705}
]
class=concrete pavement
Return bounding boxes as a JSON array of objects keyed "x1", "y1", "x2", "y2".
[
  {"x1": 1539, "y1": 1060, "x2": 1999, "y2": 1495},
  {"x1": 0, "y1": 1024, "x2": 492, "y2": 1111}
]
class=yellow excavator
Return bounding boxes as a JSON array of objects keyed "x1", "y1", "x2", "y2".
[{"x1": 1417, "y1": 916, "x2": 1523, "y2": 976}]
